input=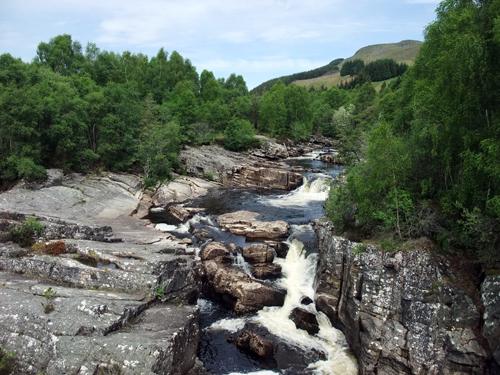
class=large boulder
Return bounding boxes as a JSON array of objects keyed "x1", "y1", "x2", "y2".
[
  {"x1": 313, "y1": 220, "x2": 494, "y2": 375},
  {"x1": 168, "y1": 206, "x2": 205, "y2": 223},
  {"x1": 250, "y1": 141, "x2": 289, "y2": 159},
  {"x1": 229, "y1": 165, "x2": 302, "y2": 190},
  {"x1": 203, "y1": 258, "x2": 286, "y2": 314},
  {"x1": 229, "y1": 323, "x2": 326, "y2": 373},
  {"x1": 242, "y1": 244, "x2": 274, "y2": 263},
  {"x1": 289, "y1": 307, "x2": 320, "y2": 335},
  {"x1": 251, "y1": 263, "x2": 282, "y2": 280},
  {"x1": 152, "y1": 176, "x2": 219, "y2": 207},
  {"x1": 199, "y1": 242, "x2": 230, "y2": 261},
  {"x1": 217, "y1": 211, "x2": 289, "y2": 240}
]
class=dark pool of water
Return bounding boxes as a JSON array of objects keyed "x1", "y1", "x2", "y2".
[{"x1": 198, "y1": 298, "x2": 277, "y2": 374}]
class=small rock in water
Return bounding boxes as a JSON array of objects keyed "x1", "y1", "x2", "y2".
[
  {"x1": 289, "y1": 307, "x2": 320, "y2": 335},
  {"x1": 300, "y1": 296, "x2": 314, "y2": 305},
  {"x1": 251, "y1": 263, "x2": 282, "y2": 280}
]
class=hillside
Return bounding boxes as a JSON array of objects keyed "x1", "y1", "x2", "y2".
[
  {"x1": 250, "y1": 58, "x2": 344, "y2": 95},
  {"x1": 341, "y1": 39, "x2": 422, "y2": 66},
  {"x1": 254, "y1": 40, "x2": 423, "y2": 92}
]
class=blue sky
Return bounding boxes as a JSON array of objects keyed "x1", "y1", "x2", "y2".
[{"x1": 1, "y1": 0, "x2": 440, "y2": 89}]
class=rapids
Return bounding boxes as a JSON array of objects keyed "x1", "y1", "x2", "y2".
[{"x1": 155, "y1": 149, "x2": 356, "y2": 374}]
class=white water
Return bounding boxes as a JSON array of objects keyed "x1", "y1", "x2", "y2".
[
  {"x1": 234, "y1": 252, "x2": 253, "y2": 277},
  {"x1": 262, "y1": 177, "x2": 331, "y2": 207},
  {"x1": 252, "y1": 238, "x2": 357, "y2": 375},
  {"x1": 206, "y1": 317, "x2": 247, "y2": 333}
]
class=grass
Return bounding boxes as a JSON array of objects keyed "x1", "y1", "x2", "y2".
[
  {"x1": 294, "y1": 71, "x2": 352, "y2": 90},
  {"x1": 341, "y1": 40, "x2": 422, "y2": 66}
]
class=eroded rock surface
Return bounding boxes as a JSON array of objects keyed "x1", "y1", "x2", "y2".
[
  {"x1": 217, "y1": 211, "x2": 289, "y2": 240},
  {"x1": 0, "y1": 172, "x2": 207, "y2": 374},
  {"x1": 313, "y1": 220, "x2": 497, "y2": 375},
  {"x1": 151, "y1": 176, "x2": 219, "y2": 207},
  {"x1": 201, "y1": 242, "x2": 286, "y2": 314},
  {"x1": 481, "y1": 274, "x2": 500, "y2": 366},
  {"x1": 179, "y1": 145, "x2": 302, "y2": 190},
  {"x1": 0, "y1": 271, "x2": 199, "y2": 375}
]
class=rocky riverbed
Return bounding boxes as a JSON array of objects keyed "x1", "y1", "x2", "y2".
[{"x1": 1, "y1": 135, "x2": 498, "y2": 374}]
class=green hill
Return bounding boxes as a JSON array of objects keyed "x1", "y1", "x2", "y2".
[
  {"x1": 252, "y1": 40, "x2": 422, "y2": 93},
  {"x1": 341, "y1": 40, "x2": 423, "y2": 66},
  {"x1": 250, "y1": 58, "x2": 344, "y2": 95}
]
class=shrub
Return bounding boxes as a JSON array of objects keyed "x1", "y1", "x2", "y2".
[
  {"x1": 41, "y1": 287, "x2": 57, "y2": 314},
  {"x1": 45, "y1": 241, "x2": 66, "y2": 256},
  {"x1": 10, "y1": 217, "x2": 44, "y2": 247},
  {"x1": 224, "y1": 119, "x2": 255, "y2": 151},
  {"x1": 0, "y1": 347, "x2": 16, "y2": 375}
]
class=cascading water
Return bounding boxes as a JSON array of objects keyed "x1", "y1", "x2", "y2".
[{"x1": 154, "y1": 148, "x2": 356, "y2": 374}]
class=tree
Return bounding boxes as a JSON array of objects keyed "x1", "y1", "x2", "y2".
[
  {"x1": 35, "y1": 34, "x2": 84, "y2": 76},
  {"x1": 225, "y1": 119, "x2": 255, "y2": 151},
  {"x1": 138, "y1": 94, "x2": 180, "y2": 186},
  {"x1": 258, "y1": 80, "x2": 287, "y2": 136}
]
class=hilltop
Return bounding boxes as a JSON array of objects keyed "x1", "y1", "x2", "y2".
[{"x1": 251, "y1": 40, "x2": 422, "y2": 93}]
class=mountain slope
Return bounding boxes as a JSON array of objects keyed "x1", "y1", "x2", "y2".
[
  {"x1": 252, "y1": 40, "x2": 422, "y2": 93},
  {"x1": 250, "y1": 58, "x2": 344, "y2": 95},
  {"x1": 341, "y1": 40, "x2": 423, "y2": 66}
]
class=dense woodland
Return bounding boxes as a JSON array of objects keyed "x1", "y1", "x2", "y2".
[
  {"x1": 0, "y1": 0, "x2": 499, "y2": 262},
  {"x1": 326, "y1": 0, "x2": 500, "y2": 263}
]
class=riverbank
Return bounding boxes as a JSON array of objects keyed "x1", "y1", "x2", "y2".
[
  {"x1": 0, "y1": 136, "x2": 336, "y2": 374},
  {"x1": 313, "y1": 219, "x2": 500, "y2": 375}
]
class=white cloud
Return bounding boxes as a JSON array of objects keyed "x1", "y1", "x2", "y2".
[
  {"x1": 202, "y1": 57, "x2": 330, "y2": 74},
  {"x1": 221, "y1": 31, "x2": 251, "y2": 44},
  {"x1": 406, "y1": 0, "x2": 440, "y2": 3}
]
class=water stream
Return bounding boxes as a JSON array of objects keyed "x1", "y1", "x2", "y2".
[{"x1": 156, "y1": 149, "x2": 356, "y2": 374}]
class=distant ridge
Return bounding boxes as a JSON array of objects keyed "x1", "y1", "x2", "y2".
[
  {"x1": 251, "y1": 40, "x2": 423, "y2": 93},
  {"x1": 341, "y1": 40, "x2": 423, "y2": 66},
  {"x1": 250, "y1": 58, "x2": 344, "y2": 95}
]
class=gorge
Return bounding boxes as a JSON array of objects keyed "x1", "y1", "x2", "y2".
[{"x1": 0, "y1": 137, "x2": 499, "y2": 374}]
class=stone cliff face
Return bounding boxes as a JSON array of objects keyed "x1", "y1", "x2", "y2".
[{"x1": 313, "y1": 220, "x2": 500, "y2": 375}]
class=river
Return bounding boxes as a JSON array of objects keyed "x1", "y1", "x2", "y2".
[{"x1": 156, "y1": 149, "x2": 357, "y2": 374}]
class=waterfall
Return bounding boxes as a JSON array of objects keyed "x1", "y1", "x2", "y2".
[
  {"x1": 234, "y1": 251, "x2": 253, "y2": 277},
  {"x1": 252, "y1": 238, "x2": 357, "y2": 375},
  {"x1": 262, "y1": 176, "x2": 331, "y2": 208}
]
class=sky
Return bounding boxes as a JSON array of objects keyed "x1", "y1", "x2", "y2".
[{"x1": 1, "y1": 0, "x2": 441, "y2": 90}]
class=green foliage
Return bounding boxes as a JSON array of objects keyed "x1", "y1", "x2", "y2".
[
  {"x1": 137, "y1": 94, "x2": 180, "y2": 184},
  {"x1": 364, "y1": 59, "x2": 408, "y2": 82},
  {"x1": 258, "y1": 80, "x2": 287, "y2": 136},
  {"x1": 3, "y1": 156, "x2": 46, "y2": 181},
  {"x1": 0, "y1": 347, "x2": 16, "y2": 375},
  {"x1": 340, "y1": 59, "x2": 365, "y2": 77},
  {"x1": 224, "y1": 119, "x2": 255, "y2": 151},
  {"x1": 331, "y1": 104, "x2": 366, "y2": 164},
  {"x1": 353, "y1": 243, "x2": 367, "y2": 255},
  {"x1": 10, "y1": 217, "x2": 44, "y2": 247},
  {"x1": 327, "y1": 0, "x2": 500, "y2": 263},
  {"x1": 204, "y1": 172, "x2": 214, "y2": 181},
  {"x1": 41, "y1": 287, "x2": 57, "y2": 314},
  {"x1": 154, "y1": 285, "x2": 165, "y2": 299},
  {"x1": 326, "y1": 121, "x2": 411, "y2": 237}
]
